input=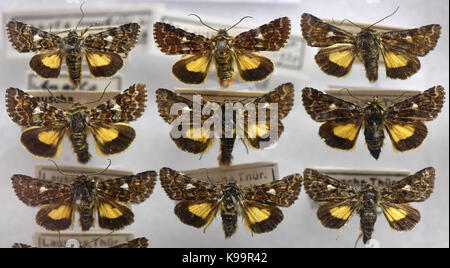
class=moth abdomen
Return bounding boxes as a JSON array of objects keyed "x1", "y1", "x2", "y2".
[
  {"x1": 218, "y1": 137, "x2": 235, "y2": 167},
  {"x1": 69, "y1": 131, "x2": 90, "y2": 163},
  {"x1": 360, "y1": 208, "x2": 377, "y2": 244},
  {"x1": 66, "y1": 54, "x2": 82, "y2": 87},
  {"x1": 220, "y1": 193, "x2": 238, "y2": 238},
  {"x1": 78, "y1": 206, "x2": 95, "y2": 231},
  {"x1": 215, "y1": 55, "x2": 234, "y2": 87}
]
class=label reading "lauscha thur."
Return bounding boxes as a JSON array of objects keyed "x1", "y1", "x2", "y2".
[{"x1": 182, "y1": 162, "x2": 279, "y2": 188}]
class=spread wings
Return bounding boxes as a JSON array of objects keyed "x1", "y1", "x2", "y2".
[
  {"x1": 302, "y1": 87, "x2": 363, "y2": 150},
  {"x1": 384, "y1": 86, "x2": 445, "y2": 151}
]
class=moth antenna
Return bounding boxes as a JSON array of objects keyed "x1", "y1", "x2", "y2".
[
  {"x1": 391, "y1": 91, "x2": 408, "y2": 102},
  {"x1": 338, "y1": 18, "x2": 364, "y2": 30},
  {"x1": 240, "y1": 138, "x2": 249, "y2": 154},
  {"x1": 227, "y1": 16, "x2": 253, "y2": 31},
  {"x1": 82, "y1": 81, "x2": 111, "y2": 105},
  {"x1": 84, "y1": 230, "x2": 115, "y2": 247},
  {"x1": 189, "y1": 14, "x2": 219, "y2": 32},
  {"x1": 49, "y1": 160, "x2": 78, "y2": 177},
  {"x1": 86, "y1": 159, "x2": 112, "y2": 176},
  {"x1": 365, "y1": 6, "x2": 400, "y2": 29},
  {"x1": 46, "y1": 86, "x2": 71, "y2": 104},
  {"x1": 75, "y1": 1, "x2": 86, "y2": 32},
  {"x1": 58, "y1": 231, "x2": 62, "y2": 248},
  {"x1": 341, "y1": 88, "x2": 362, "y2": 101},
  {"x1": 205, "y1": 168, "x2": 214, "y2": 184},
  {"x1": 354, "y1": 233, "x2": 363, "y2": 248}
]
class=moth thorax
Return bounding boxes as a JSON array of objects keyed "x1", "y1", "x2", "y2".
[
  {"x1": 214, "y1": 32, "x2": 231, "y2": 56},
  {"x1": 72, "y1": 176, "x2": 96, "y2": 204},
  {"x1": 362, "y1": 190, "x2": 377, "y2": 209},
  {"x1": 356, "y1": 29, "x2": 380, "y2": 55},
  {"x1": 364, "y1": 102, "x2": 384, "y2": 122},
  {"x1": 63, "y1": 31, "x2": 81, "y2": 52}
]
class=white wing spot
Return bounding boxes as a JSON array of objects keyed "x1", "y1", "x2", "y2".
[
  {"x1": 120, "y1": 183, "x2": 129, "y2": 190},
  {"x1": 266, "y1": 188, "x2": 276, "y2": 195},
  {"x1": 329, "y1": 104, "x2": 337, "y2": 110},
  {"x1": 112, "y1": 104, "x2": 121, "y2": 111},
  {"x1": 402, "y1": 185, "x2": 411, "y2": 191},
  {"x1": 39, "y1": 186, "x2": 48, "y2": 193},
  {"x1": 33, "y1": 35, "x2": 43, "y2": 41},
  {"x1": 186, "y1": 183, "x2": 196, "y2": 190},
  {"x1": 105, "y1": 36, "x2": 113, "y2": 42},
  {"x1": 412, "y1": 103, "x2": 418, "y2": 109},
  {"x1": 326, "y1": 32, "x2": 336, "y2": 37},
  {"x1": 327, "y1": 184, "x2": 336, "y2": 191}
]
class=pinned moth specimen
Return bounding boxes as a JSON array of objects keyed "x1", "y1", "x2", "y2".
[
  {"x1": 5, "y1": 84, "x2": 147, "y2": 163},
  {"x1": 303, "y1": 168, "x2": 435, "y2": 245},
  {"x1": 301, "y1": 12, "x2": 441, "y2": 81},
  {"x1": 302, "y1": 86, "x2": 445, "y2": 159},
  {"x1": 154, "y1": 16, "x2": 290, "y2": 87},
  {"x1": 156, "y1": 83, "x2": 294, "y2": 167},
  {"x1": 11, "y1": 171, "x2": 156, "y2": 231},
  {"x1": 160, "y1": 167, "x2": 302, "y2": 238},
  {"x1": 6, "y1": 19, "x2": 140, "y2": 87}
]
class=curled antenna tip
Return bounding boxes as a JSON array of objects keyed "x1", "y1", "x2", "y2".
[{"x1": 189, "y1": 14, "x2": 219, "y2": 32}]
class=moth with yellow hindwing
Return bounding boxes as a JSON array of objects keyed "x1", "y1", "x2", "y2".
[
  {"x1": 6, "y1": 21, "x2": 140, "y2": 87},
  {"x1": 11, "y1": 171, "x2": 156, "y2": 231},
  {"x1": 300, "y1": 12, "x2": 441, "y2": 82},
  {"x1": 160, "y1": 167, "x2": 302, "y2": 238},
  {"x1": 153, "y1": 16, "x2": 290, "y2": 88},
  {"x1": 156, "y1": 83, "x2": 294, "y2": 167},
  {"x1": 5, "y1": 84, "x2": 147, "y2": 163},
  {"x1": 301, "y1": 86, "x2": 445, "y2": 159},
  {"x1": 303, "y1": 168, "x2": 435, "y2": 245}
]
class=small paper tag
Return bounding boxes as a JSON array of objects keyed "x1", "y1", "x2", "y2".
[
  {"x1": 181, "y1": 162, "x2": 279, "y2": 187},
  {"x1": 27, "y1": 72, "x2": 122, "y2": 92},
  {"x1": 315, "y1": 168, "x2": 410, "y2": 188},
  {"x1": 35, "y1": 165, "x2": 133, "y2": 184},
  {"x1": 24, "y1": 90, "x2": 121, "y2": 110},
  {"x1": 325, "y1": 88, "x2": 420, "y2": 107},
  {"x1": 33, "y1": 231, "x2": 134, "y2": 248},
  {"x1": 4, "y1": 4, "x2": 161, "y2": 58},
  {"x1": 174, "y1": 88, "x2": 267, "y2": 103}
]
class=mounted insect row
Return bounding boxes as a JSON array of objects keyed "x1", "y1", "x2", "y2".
[
  {"x1": 6, "y1": 11, "x2": 440, "y2": 87},
  {"x1": 10, "y1": 166, "x2": 436, "y2": 246},
  {"x1": 3, "y1": 6, "x2": 445, "y2": 248}
]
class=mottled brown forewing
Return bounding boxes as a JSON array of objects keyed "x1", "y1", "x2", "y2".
[
  {"x1": 159, "y1": 167, "x2": 221, "y2": 201},
  {"x1": 97, "y1": 171, "x2": 157, "y2": 204},
  {"x1": 6, "y1": 21, "x2": 62, "y2": 52},
  {"x1": 5, "y1": 87, "x2": 68, "y2": 126},
  {"x1": 303, "y1": 168, "x2": 358, "y2": 202},
  {"x1": 83, "y1": 23, "x2": 140, "y2": 53},
  {"x1": 89, "y1": 83, "x2": 147, "y2": 122},
  {"x1": 153, "y1": 22, "x2": 213, "y2": 55},
  {"x1": 243, "y1": 174, "x2": 302, "y2": 207},
  {"x1": 300, "y1": 13, "x2": 354, "y2": 47},
  {"x1": 381, "y1": 25, "x2": 441, "y2": 57},
  {"x1": 386, "y1": 85, "x2": 445, "y2": 122},
  {"x1": 378, "y1": 167, "x2": 435, "y2": 203},
  {"x1": 232, "y1": 17, "x2": 291, "y2": 51}
]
